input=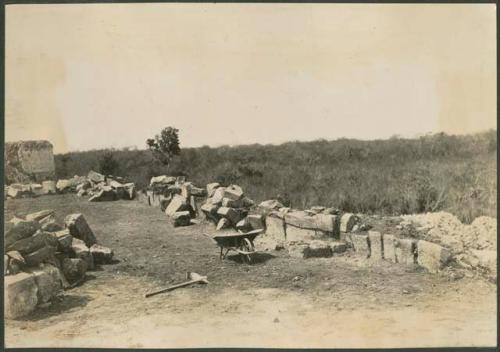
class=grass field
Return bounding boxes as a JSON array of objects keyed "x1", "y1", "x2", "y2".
[{"x1": 53, "y1": 130, "x2": 497, "y2": 223}]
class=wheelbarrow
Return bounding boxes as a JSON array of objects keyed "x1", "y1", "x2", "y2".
[{"x1": 204, "y1": 229, "x2": 264, "y2": 263}]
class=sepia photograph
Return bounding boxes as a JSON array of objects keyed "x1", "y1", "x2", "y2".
[{"x1": 3, "y1": 2, "x2": 497, "y2": 349}]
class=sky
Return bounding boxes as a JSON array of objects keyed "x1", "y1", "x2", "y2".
[{"x1": 5, "y1": 4, "x2": 496, "y2": 154}]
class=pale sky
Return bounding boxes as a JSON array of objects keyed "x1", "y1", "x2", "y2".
[{"x1": 5, "y1": 4, "x2": 496, "y2": 154}]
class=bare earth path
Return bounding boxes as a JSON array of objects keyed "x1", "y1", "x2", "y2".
[{"x1": 4, "y1": 195, "x2": 497, "y2": 348}]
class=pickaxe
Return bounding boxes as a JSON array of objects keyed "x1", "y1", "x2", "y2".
[{"x1": 144, "y1": 272, "x2": 209, "y2": 298}]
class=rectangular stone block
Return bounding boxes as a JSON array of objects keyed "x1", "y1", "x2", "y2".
[
  {"x1": 165, "y1": 194, "x2": 189, "y2": 216},
  {"x1": 417, "y1": 240, "x2": 451, "y2": 273},
  {"x1": 340, "y1": 213, "x2": 359, "y2": 233},
  {"x1": 31, "y1": 264, "x2": 62, "y2": 304},
  {"x1": 265, "y1": 215, "x2": 286, "y2": 241},
  {"x1": 383, "y1": 234, "x2": 397, "y2": 263},
  {"x1": 395, "y1": 238, "x2": 416, "y2": 265},
  {"x1": 5, "y1": 272, "x2": 38, "y2": 319},
  {"x1": 351, "y1": 234, "x2": 370, "y2": 258},
  {"x1": 284, "y1": 211, "x2": 317, "y2": 229},
  {"x1": 368, "y1": 231, "x2": 383, "y2": 260},
  {"x1": 286, "y1": 225, "x2": 322, "y2": 243},
  {"x1": 65, "y1": 213, "x2": 97, "y2": 247}
]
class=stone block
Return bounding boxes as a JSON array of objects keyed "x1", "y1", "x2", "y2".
[
  {"x1": 53, "y1": 229, "x2": 73, "y2": 252},
  {"x1": 224, "y1": 185, "x2": 244, "y2": 201},
  {"x1": 56, "y1": 179, "x2": 72, "y2": 193},
  {"x1": 416, "y1": 240, "x2": 451, "y2": 273},
  {"x1": 236, "y1": 218, "x2": 252, "y2": 232},
  {"x1": 286, "y1": 225, "x2": 320, "y2": 243},
  {"x1": 165, "y1": 194, "x2": 189, "y2": 216},
  {"x1": 210, "y1": 187, "x2": 227, "y2": 206},
  {"x1": 123, "y1": 183, "x2": 136, "y2": 200},
  {"x1": 330, "y1": 241, "x2": 348, "y2": 254},
  {"x1": 26, "y1": 209, "x2": 54, "y2": 222},
  {"x1": 217, "y1": 207, "x2": 245, "y2": 225},
  {"x1": 314, "y1": 214, "x2": 339, "y2": 234},
  {"x1": 88, "y1": 186, "x2": 116, "y2": 202},
  {"x1": 41, "y1": 181, "x2": 56, "y2": 194},
  {"x1": 395, "y1": 238, "x2": 417, "y2": 265},
  {"x1": 31, "y1": 264, "x2": 62, "y2": 304},
  {"x1": 23, "y1": 245, "x2": 56, "y2": 267},
  {"x1": 65, "y1": 213, "x2": 97, "y2": 247},
  {"x1": 222, "y1": 197, "x2": 244, "y2": 208},
  {"x1": 368, "y1": 231, "x2": 383, "y2": 260},
  {"x1": 284, "y1": 211, "x2": 317, "y2": 229},
  {"x1": 304, "y1": 240, "x2": 333, "y2": 258},
  {"x1": 206, "y1": 182, "x2": 220, "y2": 197},
  {"x1": 5, "y1": 219, "x2": 41, "y2": 248},
  {"x1": 265, "y1": 215, "x2": 286, "y2": 241},
  {"x1": 72, "y1": 237, "x2": 94, "y2": 270},
  {"x1": 288, "y1": 244, "x2": 309, "y2": 258},
  {"x1": 383, "y1": 234, "x2": 397, "y2": 263},
  {"x1": 5, "y1": 273, "x2": 38, "y2": 319},
  {"x1": 7, "y1": 230, "x2": 57, "y2": 255},
  {"x1": 339, "y1": 213, "x2": 359, "y2": 233},
  {"x1": 30, "y1": 184, "x2": 44, "y2": 196},
  {"x1": 351, "y1": 234, "x2": 370, "y2": 258},
  {"x1": 88, "y1": 170, "x2": 105, "y2": 183},
  {"x1": 62, "y1": 258, "x2": 87, "y2": 284},
  {"x1": 247, "y1": 214, "x2": 264, "y2": 230},
  {"x1": 259, "y1": 199, "x2": 284, "y2": 211},
  {"x1": 216, "y1": 218, "x2": 231, "y2": 231},
  {"x1": 90, "y1": 244, "x2": 114, "y2": 264},
  {"x1": 172, "y1": 211, "x2": 192, "y2": 227}
]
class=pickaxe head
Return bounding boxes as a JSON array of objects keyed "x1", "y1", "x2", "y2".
[{"x1": 187, "y1": 272, "x2": 209, "y2": 284}]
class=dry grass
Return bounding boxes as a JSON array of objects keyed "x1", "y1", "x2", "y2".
[{"x1": 54, "y1": 130, "x2": 496, "y2": 223}]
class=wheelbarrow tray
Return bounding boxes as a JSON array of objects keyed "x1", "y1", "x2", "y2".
[{"x1": 211, "y1": 229, "x2": 263, "y2": 246}]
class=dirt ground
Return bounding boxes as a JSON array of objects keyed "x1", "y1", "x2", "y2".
[{"x1": 4, "y1": 194, "x2": 498, "y2": 348}]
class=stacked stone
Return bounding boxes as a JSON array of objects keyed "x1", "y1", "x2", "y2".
[
  {"x1": 200, "y1": 183, "x2": 264, "y2": 233},
  {"x1": 4, "y1": 210, "x2": 114, "y2": 319},
  {"x1": 6, "y1": 181, "x2": 58, "y2": 199},
  {"x1": 146, "y1": 176, "x2": 206, "y2": 227}
]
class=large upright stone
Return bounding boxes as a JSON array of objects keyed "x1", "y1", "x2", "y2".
[
  {"x1": 368, "y1": 231, "x2": 383, "y2": 260},
  {"x1": 416, "y1": 240, "x2": 451, "y2": 273},
  {"x1": 5, "y1": 273, "x2": 38, "y2": 319},
  {"x1": 65, "y1": 213, "x2": 97, "y2": 247},
  {"x1": 123, "y1": 183, "x2": 136, "y2": 200},
  {"x1": 395, "y1": 238, "x2": 416, "y2": 265},
  {"x1": 383, "y1": 234, "x2": 397, "y2": 263},
  {"x1": 265, "y1": 215, "x2": 286, "y2": 241},
  {"x1": 165, "y1": 194, "x2": 190, "y2": 216},
  {"x1": 350, "y1": 234, "x2": 370, "y2": 258}
]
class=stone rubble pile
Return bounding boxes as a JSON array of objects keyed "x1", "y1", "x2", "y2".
[
  {"x1": 4, "y1": 210, "x2": 114, "y2": 319},
  {"x1": 201, "y1": 183, "x2": 264, "y2": 233},
  {"x1": 141, "y1": 175, "x2": 206, "y2": 227},
  {"x1": 397, "y1": 212, "x2": 497, "y2": 278},
  {"x1": 5, "y1": 170, "x2": 136, "y2": 202}
]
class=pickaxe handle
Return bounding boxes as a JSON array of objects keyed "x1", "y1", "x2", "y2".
[{"x1": 145, "y1": 277, "x2": 208, "y2": 298}]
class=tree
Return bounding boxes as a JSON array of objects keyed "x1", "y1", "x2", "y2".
[
  {"x1": 99, "y1": 151, "x2": 119, "y2": 176},
  {"x1": 146, "y1": 127, "x2": 181, "y2": 166}
]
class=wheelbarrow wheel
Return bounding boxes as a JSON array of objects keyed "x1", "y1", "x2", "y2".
[{"x1": 240, "y1": 238, "x2": 254, "y2": 264}]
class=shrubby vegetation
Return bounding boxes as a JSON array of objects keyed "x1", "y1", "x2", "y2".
[{"x1": 54, "y1": 130, "x2": 497, "y2": 223}]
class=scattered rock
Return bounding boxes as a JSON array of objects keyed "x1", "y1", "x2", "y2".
[
  {"x1": 90, "y1": 244, "x2": 114, "y2": 264},
  {"x1": 30, "y1": 264, "x2": 62, "y2": 304},
  {"x1": 4, "y1": 272, "x2": 39, "y2": 319},
  {"x1": 71, "y1": 238, "x2": 94, "y2": 270},
  {"x1": 417, "y1": 240, "x2": 451, "y2": 273},
  {"x1": 165, "y1": 194, "x2": 190, "y2": 216},
  {"x1": 172, "y1": 211, "x2": 192, "y2": 227},
  {"x1": 61, "y1": 258, "x2": 87, "y2": 284},
  {"x1": 65, "y1": 213, "x2": 97, "y2": 247}
]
